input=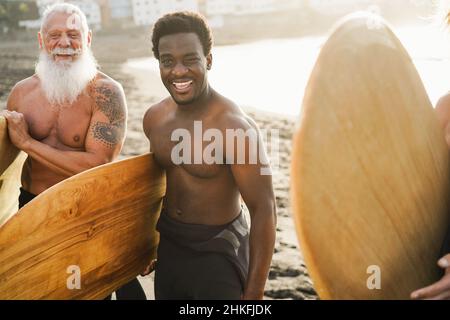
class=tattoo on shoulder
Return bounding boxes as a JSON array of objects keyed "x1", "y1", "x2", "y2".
[
  {"x1": 92, "y1": 84, "x2": 126, "y2": 148},
  {"x1": 94, "y1": 85, "x2": 125, "y2": 124},
  {"x1": 92, "y1": 121, "x2": 122, "y2": 148}
]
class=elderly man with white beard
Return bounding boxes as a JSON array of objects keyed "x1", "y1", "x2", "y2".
[{"x1": 1, "y1": 3, "x2": 145, "y2": 300}]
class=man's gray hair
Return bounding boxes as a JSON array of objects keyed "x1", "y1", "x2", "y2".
[{"x1": 40, "y1": 3, "x2": 89, "y2": 36}]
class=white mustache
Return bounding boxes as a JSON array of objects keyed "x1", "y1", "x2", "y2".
[{"x1": 51, "y1": 47, "x2": 82, "y2": 56}]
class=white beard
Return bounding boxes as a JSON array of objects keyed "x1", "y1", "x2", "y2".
[{"x1": 35, "y1": 48, "x2": 98, "y2": 106}]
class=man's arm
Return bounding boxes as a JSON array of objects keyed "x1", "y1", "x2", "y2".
[
  {"x1": 2, "y1": 81, "x2": 127, "y2": 176},
  {"x1": 5, "y1": 80, "x2": 27, "y2": 112},
  {"x1": 435, "y1": 94, "x2": 450, "y2": 146},
  {"x1": 143, "y1": 105, "x2": 154, "y2": 152},
  {"x1": 143, "y1": 102, "x2": 164, "y2": 153},
  {"x1": 227, "y1": 115, "x2": 277, "y2": 300},
  {"x1": 139, "y1": 103, "x2": 164, "y2": 276},
  {"x1": 410, "y1": 95, "x2": 450, "y2": 300}
]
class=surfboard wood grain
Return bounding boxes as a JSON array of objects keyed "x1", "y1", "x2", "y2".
[
  {"x1": 0, "y1": 153, "x2": 165, "y2": 299},
  {"x1": 291, "y1": 14, "x2": 450, "y2": 299}
]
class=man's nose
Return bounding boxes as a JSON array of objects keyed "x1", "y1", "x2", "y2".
[
  {"x1": 58, "y1": 34, "x2": 71, "y2": 47},
  {"x1": 172, "y1": 62, "x2": 188, "y2": 76}
]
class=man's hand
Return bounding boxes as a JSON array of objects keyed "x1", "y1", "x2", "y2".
[
  {"x1": 1, "y1": 110, "x2": 32, "y2": 150},
  {"x1": 411, "y1": 254, "x2": 450, "y2": 300},
  {"x1": 140, "y1": 259, "x2": 157, "y2": 277}
]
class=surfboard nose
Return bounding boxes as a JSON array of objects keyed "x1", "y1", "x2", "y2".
[{"x1": 324, "y1": 12, "x2": 407, "y2": 58}]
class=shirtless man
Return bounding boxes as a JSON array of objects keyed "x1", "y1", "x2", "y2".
[
  {"x1": 1, "y1": 3, "x2": 142, "y2": 300},
  {"x1": 410, "y1": 95, "x2": 450, "y2": 300},
  {"x1": 142, "y1": 12, "x2": 277, "y2": 300}
]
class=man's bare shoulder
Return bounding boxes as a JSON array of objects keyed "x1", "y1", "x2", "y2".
[
  {"x1": 13, "y1": 74, "x2": 40, "y2": 90},
  {"x1": 144, "y1": 97, "x2": 174, "y2": 121},
  {"x1": 143, "y1": 98, "x2": 173, "y2": 136},
  {"x1": 90, "y1": 72, "x2": 127, "y2": 123},
  {"x1": 213, "y1": 93, "x2": 258, "y2": 131},
  {"x1": 7, "y1": 75, "x2": 40, "y2": 110},
  {"x1": 92, "y1": 72, "x2": 125, "y2": 95}
]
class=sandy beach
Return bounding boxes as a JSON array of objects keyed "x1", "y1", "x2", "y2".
[{"x1": 0, "y1": 30, "x2": 317, "y2": 300}]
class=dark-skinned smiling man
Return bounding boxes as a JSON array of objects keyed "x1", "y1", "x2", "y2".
[{"x1": 141, "y1": 12, "x2": 277, "y2": 300}]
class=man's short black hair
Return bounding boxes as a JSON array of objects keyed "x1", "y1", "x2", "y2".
[{"x1": 151, "y1": 11, "x2": 213, "y2": 60}]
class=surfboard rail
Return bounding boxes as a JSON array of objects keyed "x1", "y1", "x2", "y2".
[{"x1": 0, "y1": 116, "x2": 27, "y2": 225}]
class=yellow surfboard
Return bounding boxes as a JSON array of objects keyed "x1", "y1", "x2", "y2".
[
  {"x1": 0, "y1": 119, "x2": 165, "y2": 299},
  {"x1": 291, "y1": 14, "x2": 450, "y2": 299},
  {"x1": 0, "y1": 117, "x2": 27, "y2": 226}
]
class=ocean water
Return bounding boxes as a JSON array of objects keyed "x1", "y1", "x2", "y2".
[{"x1": 126, "y1": 24, "x2": 450, "y2": 116}]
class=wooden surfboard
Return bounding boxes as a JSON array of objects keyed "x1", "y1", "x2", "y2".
[
  {"x1": 0, "y1": 117, "x2": 27, "y2": 226},
  {"x1": 291, "y1": 14, "x2": 450, "y2": 300},
  {"x1": 0, "y1": 151, "x2": 166, "y2": 299}
]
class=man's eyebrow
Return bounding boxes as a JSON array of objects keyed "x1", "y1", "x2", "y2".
[
  {"x1": 184, "y1": 53, "x2": 200, "y2": 57},
  {"x1": 159, "y1": 52, "x2": 199, "y2": 59}
]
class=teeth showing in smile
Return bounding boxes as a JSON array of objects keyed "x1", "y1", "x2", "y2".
[{"x1": 173, "y1": 81, "x2": 193, "y2": 90}]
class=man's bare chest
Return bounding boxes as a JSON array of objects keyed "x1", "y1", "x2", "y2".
[
  {"x1": 150, "y1": 120, "x2": 226, "y2": 179},
  {"x1": 18, "y1": 93, "x2": 93, "y2": 149}
]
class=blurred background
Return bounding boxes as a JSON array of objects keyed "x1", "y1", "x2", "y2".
[
  {"x1": 1, "y1": 0, "x2": 449, "y2": 115},
  {"x1": 1, "y1": 0, "x2": 450, "y2": 300}
]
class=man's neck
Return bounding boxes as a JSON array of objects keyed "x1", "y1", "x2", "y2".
[{"x1": 176, "y1": 85, "x2": 214, "y2": 115}]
